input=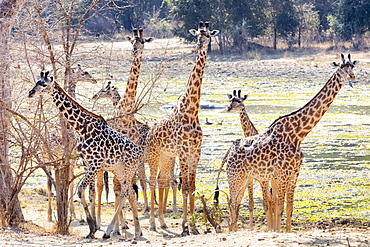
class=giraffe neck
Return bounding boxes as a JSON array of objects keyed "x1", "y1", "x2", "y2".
[
  {"x1": 177, "y1": 49, "x2": 207, "y2": 115},
  {"x1": 268, "y1": 69, "x2": 346, "y2": 145},
  {"x1": 52, "y1": 82, "x2": 105, "y2": 135},
  {"x1": 239, "y1": 107, "x2": 258, "y2": 137},
  {"x1": 111, "y1": 91, "x2": 121, "y2": 107},
  {"x1": 117, "y1": 54, "x2": 142, "y2": 115}
]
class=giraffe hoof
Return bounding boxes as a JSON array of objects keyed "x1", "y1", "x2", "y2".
[
  {"x1": 102, "y1": 233, "x2": 110, "y2": 239},
  {"x1": 181, "y1": 230, "x2": 190, "y2": 236},
  {"x1": 149, "y1": 226, "x2": 157, "y2": 232},
  {"x1": 160, "y1": 224, "x2": 168, "y2": 229},
  {"x1": 121, "y1": 224, "x2": 129, "y2": 230},
  {"x1": 112, "y1": 231, "x2": 121, "y2": 236},
  {"x1": 192, "y1": 229, "x2": 200, "y2": 235},
  {"x1": 85, "y1": 233, "x2": 95, "y2": 239}
]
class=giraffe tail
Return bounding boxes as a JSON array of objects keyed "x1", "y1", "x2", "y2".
[
  {"x1": 214, "y1": 144, "x2": 232, "y2": 205},
  {"x1": 214, "y1": 139, "x2": 240, "y2": 206},
  {"x1": 104, "y1": 171, "x2": 109, "y2": 202},
  {"x1": 133, "y1": 183, "x2": 139, "y2": 200}
]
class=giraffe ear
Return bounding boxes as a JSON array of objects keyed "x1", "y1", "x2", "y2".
[
  {"x1": 210, "y1": 30, "x2": 220, "y2": 36},
  {"x1": 332, "y1": 62, "x2": 340, "y2": 67},
  {"x1": 243, "y1": 95, "x2": 248, "y2": 101},
  {"x1": 189, "y1": 29, "x2": 197, "y2": 36},
  {"x1": 353, "y1": 60, "x2": 359, "y2": 65},
  {"x1": 227, "y1": 94, "x2": 233, "y2": 100},
  {"x1": 145, "y1": 37, "x2": 153, "y2": 43},
  {"x1": 50, "y1": 76, "x2": 54, "y2": 82}
]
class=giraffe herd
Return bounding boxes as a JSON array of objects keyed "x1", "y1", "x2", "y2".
[{"x1": 27, "y1": 21, "x2": 359, "y2": 240}]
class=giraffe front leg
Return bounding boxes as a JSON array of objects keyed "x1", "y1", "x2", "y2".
[
  {"x1": 128, "y1": 184, "x2": 143, "y2": 240},
  {"x1": 103, "y1": 193, "x2": 125, "y2": 239},
  {"x1": 77, "y1": 181, "x2": 97, "y2": 238},
  {"x1": 78, "y1": 165, "x2": 99, "y2": 238}
]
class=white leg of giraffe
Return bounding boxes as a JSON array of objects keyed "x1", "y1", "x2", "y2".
[
  {"x1": 77, "y1": 165, "x2": 98, "y2": 239},
  {"x1": 96, "y1": 170, "x2": 104, "y2": 230},
  {"x1": 104, "y1": 170, "x2": 142, "y2": 240}
]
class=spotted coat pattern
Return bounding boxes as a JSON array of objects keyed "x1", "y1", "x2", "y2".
[
  {"x1": 225, "y1": 54, "x2": 357, "y2": 233},
  {"x1": 145, "y1": 22, "x2": 220, "y2": 235},
  {"x1": 28, "y1": 72, "x2": 143, "y2": 239}
]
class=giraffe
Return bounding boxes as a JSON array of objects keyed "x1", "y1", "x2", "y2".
[
  {"x1": 28, "y1": 71, "x2": 143, "y2": 239},
  {"x1": 92, "y1": 81, "x2": 179, "y2": 216},
  {"x1": 44, "y1": 65, "x2": 97, "y2": 222},
  {"x1": 223, "y1": 54, "x2": 357, "y2": 232},
  {"x1": 91, "y1": 29, "x2": 153, "y2": 233},
  {"x1": 146, "y1": 22, "x2": 219, "y2": 235},
  {"x1": 222, "y1": 89, "x2": 273, "y2": 229}
]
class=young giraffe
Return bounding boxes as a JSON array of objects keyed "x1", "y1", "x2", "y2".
[
  {"x1": 223, "y1": 89, "x2": 273, "y2": 229},
  {"x1": 28, "y1": 71, "x2": 143, "y2": 239},
  {"x1": 92, "y1": 82, "x2": 179, "y2": 215},
  {"x1": 224, "y1": 54, "x2": 357, "y2": 232},
  {"x1": 146, "y1": 22, "x2": 219, "y2": 235},
  {"x1": 44, "y1": 65, "x2": 97, "y2": 222}
]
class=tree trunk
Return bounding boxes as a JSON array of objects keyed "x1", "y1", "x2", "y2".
[
  {"x1": 273, "y1": 27, "x2": 277, "y2": 50},
  {"x1": 0, "y1": 0, "x2": 25, "y2": 227}
]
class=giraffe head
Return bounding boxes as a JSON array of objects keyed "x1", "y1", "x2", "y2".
[
  {"x1": 227, "y1": 89, "x2": 248, "y2": 112},
  {"x1": 28, "y1": 71, "x2": 54, "y2": 98},
  {"x1": 71, "y1": 64, "x2": 97, "y2": 84},
  {"x1": 127, "y1": 29, "x2": 153, "y2": 57},
  {"x1": 333, "y1": 54, "x2": 358, "y2": 81},
  {"x1": 92, "y1": 81, "x2": 121, "y2": 105},
  {"x1": 189, "y1": 22, "x2": 220, "y2": 51}
]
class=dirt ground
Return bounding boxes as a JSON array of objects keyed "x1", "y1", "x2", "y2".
[{"x1": 1, "y1": 193, "x2": 369, "y2": 247}]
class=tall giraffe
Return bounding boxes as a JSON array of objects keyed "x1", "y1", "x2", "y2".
[
  {"x1": 224, "y1": 54, "x2": 357, "y2": 232},
  {"x1": 146, "y1": 22, "x2": 219, "y2": 235},
  {"x1": 223, "y1": 89, "x2": 272, "y2": 229},
  {"x1": 28, "y1": 71, "x2": 143, "y2": 239}
]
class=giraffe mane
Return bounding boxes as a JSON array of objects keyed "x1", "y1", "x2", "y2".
[
  {"x1": 53, "y1": 82, "x2": 107, "y2": 123},
  {"x1": 268, "y1": 69, "x2": 340, "y2": 129}
]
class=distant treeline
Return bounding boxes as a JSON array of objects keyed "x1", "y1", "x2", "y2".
[{"x1": 23, "y1": 0, "x2": 370, "y2": 51}]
